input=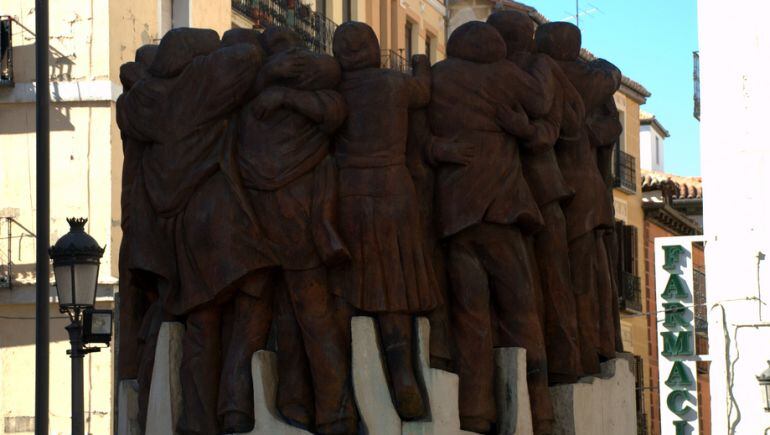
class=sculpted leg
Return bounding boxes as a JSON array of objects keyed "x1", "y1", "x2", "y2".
[
  {"x1": 178, "y1": 303, "x2": 222, "y2": 435},
  {"x1": 535, "y1": 202, "x2": 580, "y2": 383},
  {"x1": 447, "y1": 228, "x2": 495, "y2": 433},
  {"x1": 136, "y1": 299, "x2": 162, "y2": 430},
  {"x1": 596, "y1": 230, "x2": 618, "y2": 360},
  {"x1": 284, "y1": 267, "x2": 358, "y2": 434},
  {"x1": 483, "y1": 226, "x2": 553, "y2": 435},
  {"x1": 569, "y1": 231, "x2": 601, "y2": 376},
  {"x1": 377, "y1": 312, "x2": 426, "y2": 421},
  {"x1": 275, "y1": 279, "x2": 315, "y2": 429},
  {"x1": 219, "y1": 274, "x2": 274, "y2": 433}
]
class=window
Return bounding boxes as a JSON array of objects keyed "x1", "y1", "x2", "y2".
[
  {"x1": 405, "y1": 21, "x2": 414, "y2": 60},
  {"x1": 172, "y1": 0, "x2": 190, "y2": 29},
  {"x1": 343, "y1": 0, "x2": 352, "y2": 22},
  {"x1": 159, "y1": 0, "x2": 173, "y2": 36},
  {"x1": 0, "y1": 16, "x2": 12, "y2": 85},
  {"x1": 616, "y1": 222, "x2": 642, "y2": 313},
  {"x1": 317, "y1": 0, "x2": 327, "y2": 15},
  {"x1": 425, "y1": 33, "x2": 435, "y2": 64},
  {"x1": 618, "y1": 110, "x2": 626, "y2": 151},
  {"x1": 655, "y1": 136, "x2": 660, "y2": 165}
]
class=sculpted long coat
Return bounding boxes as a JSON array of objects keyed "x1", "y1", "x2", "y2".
[
  {"x1": 429, "y1": 56, "x2": 547, "y2": 239},
  {"x1": 117, "y1": 43, "x2": 277, "y2": 315},
  {"x1": 551, "y1": 58, "x2": 616, "y2": 241},
  {"x1": 332, "y1": 61, "x2": 441, "y2": 313}
]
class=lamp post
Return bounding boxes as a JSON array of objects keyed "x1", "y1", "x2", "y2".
[
  {"x1": 758, "y1": 361, "x2": 770, "y2": 413},
  {"x1": 49, "y1": 218, "x2": 112, "y2": 435}
]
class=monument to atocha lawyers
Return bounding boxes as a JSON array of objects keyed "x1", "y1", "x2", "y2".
[{"x1": 116, "y1": 10, "x2": 635, "y2": 435}]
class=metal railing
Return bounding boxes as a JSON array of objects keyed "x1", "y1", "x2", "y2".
[
  {"x1": 614, "y1": 145, "x2": 637, "y2": 193},
  {"x1": 619, "y1": 271, "x2": 642, "y2": 313},
  {"x1": 1, "y1": 16, "x2": 13, "y2": 86},
  {"x1": 232, "y1": 0, "x2": 337, "y2": 54},
  {"x1": 381, "y1": 49, "x2": 411, "y2": 74}
]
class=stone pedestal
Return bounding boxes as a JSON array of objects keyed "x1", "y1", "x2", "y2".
[
  {"x1": 138, "y1": 321, "x2": 643, "y2": 435},
  {"x1": 117, "y1": 379, "x2": 141, "y2": 435},
  {"x1": 145, "y1": 322, "x2": 184, "y2": 435},
  {"x1": 494, "y1": 348, "x2": 534, "y2": 435},
  {"x1": 549, "y1": 358, "x2": 637, "y2": 435}
]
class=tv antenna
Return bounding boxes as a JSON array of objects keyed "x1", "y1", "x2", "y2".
[{"x1": 563, "y1": 1, "x2": 601, "y2": 28}]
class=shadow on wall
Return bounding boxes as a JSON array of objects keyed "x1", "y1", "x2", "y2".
[{"x1": 0, "y1": 99, "x2": 76, "y2": 134}]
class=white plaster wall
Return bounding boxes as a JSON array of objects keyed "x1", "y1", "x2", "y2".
[
  {"x1": 699, "y1": 1, "x2": 770, "y2": 433},
  {"x1": 639, "y1": 125, "x2": 665, "y2": 172}
]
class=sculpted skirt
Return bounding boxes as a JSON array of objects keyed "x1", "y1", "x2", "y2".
[{"x1": 332, "y1": 164, "x2": 441, "y2": 314}]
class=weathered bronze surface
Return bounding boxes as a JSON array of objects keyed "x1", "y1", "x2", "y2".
[{"x1": 118, "y1": 17, "x2": 625, "y2": 435}]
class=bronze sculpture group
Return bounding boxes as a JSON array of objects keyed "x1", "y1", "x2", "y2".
[{"x1": 117, "y1": 11, "x2": 623, "y2": 435}]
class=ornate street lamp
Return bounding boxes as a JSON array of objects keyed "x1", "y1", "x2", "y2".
[
  {"x1": 49, "y1": 218, "x2": 111, "y2": 435},
  {"x1": 757, "y1": 361, "x2": 770, "y2": 412}
]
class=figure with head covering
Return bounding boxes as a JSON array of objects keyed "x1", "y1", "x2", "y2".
[
  {"x1": 428, "y1": 20, "x2": 557, "y2": 434},
  {"x1": 487, "y1": 10, "x2": 583, "y2": 385},
  {"x1": 228, "y1": 26, "x2": 358, "y2": 434},
  {"x1": 535, "y1": 21, "x2": 623, "y2": 375},
  {"x1": 330, "y1": 21, "x2": 442, "y2": 421},
  {"x1": 116, "y1": 27, "x2": 278, "y2": 434}
]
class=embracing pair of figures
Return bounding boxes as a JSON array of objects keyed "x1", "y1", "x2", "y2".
[{"x1": 117, "y1": 10, "x2": 623, "y2": 435}]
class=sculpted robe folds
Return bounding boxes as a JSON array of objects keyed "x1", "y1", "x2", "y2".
[
  {"x1": 429, "y1": 57, "x2": 545, "y2": 238},
  {"x1": 117, "y1": 43, "x2": 276, "y2": 315}
]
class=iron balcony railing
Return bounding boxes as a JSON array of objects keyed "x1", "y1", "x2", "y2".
[
  {"x1": 381, "y1": 49, "x2": 411, "y2": 74},
  {"x1": 232, "y1": 0, "x2": 337, "y2": 54},
  {"x1": 1, "y1": 16, "x2": 13, "y2": 86},
  {"x1": 614, "y1": 145, "x2": 637, "y2": 193},
  {"x1": 619, "y1": 271, "x2": 642, "y2": 313}
]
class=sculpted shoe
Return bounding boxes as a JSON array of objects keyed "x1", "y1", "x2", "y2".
[
  {"x1": 316, "y1": 417, "x2": 359, "y2": 435},
  {"x1": 221, "y1": 411, "x2": 254, "y2": 433},
  {"x1": 460, "y1": 416, "x2": 492, "y2": 434},
  {"x1": 279, "y1": 403, "x2": 313, "y2": 429},
  {"x1": 393, "y1": 382, "x2": 427, "y2": 421}
]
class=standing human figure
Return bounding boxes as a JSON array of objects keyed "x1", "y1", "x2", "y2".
[
  {"x1": 229, "y1": 27, "x2": 358, "y2": 434},
  {"x1": 535, "y1": 22, "x2": 623, "y2": 374},
  {"x1": 117, "y1": 28, "x2": 276, "y2": 434},
  {"x1": 330, "y1": 21, "x2": 441, "y2": 421},
  {"x1": 487, "y1": 10, "x2": 584, "y2": 383},
  {"x1": 429, "y1": 21, "x2": 555, "y2": 434}
]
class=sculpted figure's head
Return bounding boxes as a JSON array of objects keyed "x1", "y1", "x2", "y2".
[
  {"x1": 535, "y1": 22, "x2": 581, "y2": 61},
  {"x1": 446, "y1": 21, "x2": 506, "y2": 63},
  {"x1": 259, "y1": 27, "x2": 304, "y2": 56},
  {"x1": 149, "y1": 28, "x2": 220, "y2": 78},
  {"x1": 332, "y1": 22, "x2": 380, "y2": 71},
  {"x1": 120, "y1": 44, "x2": 158, "y2": 90},
  {"x1": 222, "y1": 28, "x2": 262, "y2": 49},
  {"x1": 486, "y1": 11, "x2": 535, "y2": 56}
]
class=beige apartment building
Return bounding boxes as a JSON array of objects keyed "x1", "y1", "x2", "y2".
[{"x1": 0, "y1": 0, "x2": 446, "y2": 433}]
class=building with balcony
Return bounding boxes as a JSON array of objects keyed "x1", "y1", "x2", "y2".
[
  {"x1": 641, "y1": 170, "x2": 708, "y2": 435},
  {"x1": 639, "y1": 110, "x2": 670, "y2": 172},
  {"x1": 231, "y1": 0, "x2": 448, "y2": 66}
]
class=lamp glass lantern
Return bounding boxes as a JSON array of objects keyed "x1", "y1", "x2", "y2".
[
  {"x1": 758, "y1": 361, "x2": 770, "y2": 412},
  {"x1": 49, "y1": 218, "x2": 104, "y2": 315}
]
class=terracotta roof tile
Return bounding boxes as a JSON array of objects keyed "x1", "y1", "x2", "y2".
[{"x1": 641, "y1": 169, "x2": 702, "y2": 200}]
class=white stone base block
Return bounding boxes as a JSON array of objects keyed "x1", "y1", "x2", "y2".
[
  {"x1": 117, "y1": 379, "x2": 141, "y2": 435},
  {"x1": 351, "y1": 316, "x2": 402, "y2": 435},
  {"x1": 550, "y1": 358, "x2": 637, "y2": 435},
  {"x1": 402, "y1": 318, "x2": 477, "y2": 435},
  {"x1": 494, "y1": 348, "x2": 534, "y2": 435},
  {"x1": 146, "y1": 322, "x2": 184, "y2": 435}
]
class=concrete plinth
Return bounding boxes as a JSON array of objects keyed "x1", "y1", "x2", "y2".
[
  {"x1": 549, "y1": 358, "x2": 637, "y2": 435},
  {"x1": 401, "y1": 318, "x2": 476, "y2": 435},
  {"x1": 494, "y1": 348, "x2": 534, "y2": 435},
  {"x1": 145, "y1": 322, "x2": 184, "y2": 435},
  {"x1": 117, "y1": 379, "x2": 141, "y2": 435}
]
